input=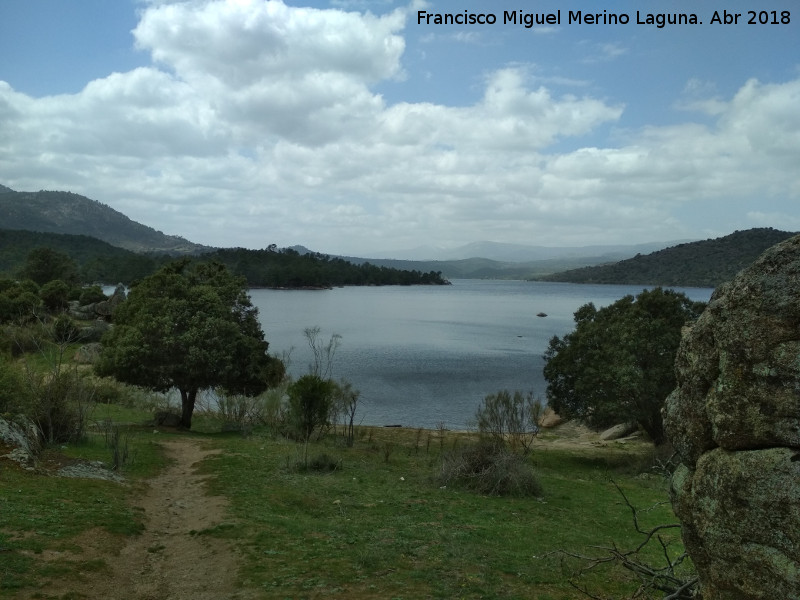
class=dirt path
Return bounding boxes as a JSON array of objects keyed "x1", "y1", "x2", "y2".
[{"x1": 37, "y1": 438, "x2": 254, "y2": 600}]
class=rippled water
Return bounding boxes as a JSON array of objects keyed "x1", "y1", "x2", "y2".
[{"x1": 250, "y1": 280, "x2": 713, "y2": 430}]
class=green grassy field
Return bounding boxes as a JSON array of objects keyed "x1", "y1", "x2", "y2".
[{"x1": 0, "y1": 416, "x2": 690, "y2": 599}]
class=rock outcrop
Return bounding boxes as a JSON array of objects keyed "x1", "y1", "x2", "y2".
[
  {"x1": 664, "y1": 234, "x2": 800, "y2": 599},
  {"x1": 68, "y1": 283, "x2": 127, "y2": 322},
  {"x1": 598, "y1": 422, "x2": 638, "y2": 441},
  {"x1": 0, "y1": 414, "x2": 40, "y2": 469}
]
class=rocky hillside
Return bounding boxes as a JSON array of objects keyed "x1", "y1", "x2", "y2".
[{"x1": 0, "y1": 187, "x2": 209, "y2": 254}]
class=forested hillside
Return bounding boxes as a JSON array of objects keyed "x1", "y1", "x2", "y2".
[
  {"x1": 539, "y1": 228, "x2": 796, "y2": 287},
  {"x1": 0, "y1": 230, "x2": 447, "y2": 287},
  {"x1": 0, "y1": 229, "x2": 167, "y2": 284},
  {"x1": 206, "y1": 247, "x2": 448, "y2": 287},
  {"x1": 0, "y1": 188, "x2": 208, "y2": 254}
]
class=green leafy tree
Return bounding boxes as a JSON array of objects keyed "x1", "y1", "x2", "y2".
[
  {"x1": 78, "y1": 285, "x2": 107, "y2": 305},
  {"x1": 0, "y1": 279, "x2": 41, "y2": 323},
  {"x1": 543, "y1": 288, "x2": 705, "y2": 445},
  {"x1": 95, "y1": 260, "x2": 277, "y2": 429},
  {"x1": 39, "y1": 280, "x2": 72, "y2": 312},
  {"x1": 288, "y1": 374, "x2": 335, "y2": 464},
  {"x1": 288, "y1": 374, "x2": 335, "y2": 441},
  {"x1": 20, "y1": 247, "x2": 79, "y2": 286}
]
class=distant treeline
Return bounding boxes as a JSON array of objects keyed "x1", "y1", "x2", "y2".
[
  {"x1": 0, "y1": 229, "x2": 448, "y2": 288},
  {"x1": 538, "y1": 228, "x2": 797, "y2": 288},
  {"x1": 207, "y1": 246, "x2": 448, "y2": 287}
]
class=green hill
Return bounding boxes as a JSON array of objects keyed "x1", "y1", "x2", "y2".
[
  {"x1": 538, "y1": 228, "x2": 797, "y2": 288},
  {"x1": 0, "y1": 187, "x2": 209, "y2": 254},
  {"x1": 0, "y1": 229, "x2": 167, "y2": 284}
]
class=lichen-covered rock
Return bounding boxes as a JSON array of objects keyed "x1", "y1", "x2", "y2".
[
  {"x1": 671, "y1": 448, "x2": 800, "y2": 599},
  {"x1": 665, "y1": 234, "x2": 800, "y2": 599},
  {"x1": 0, "y1": 414, "x2": 40, "y2": 468}
]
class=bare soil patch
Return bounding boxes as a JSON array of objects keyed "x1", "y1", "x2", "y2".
[{"x1": 28, "y1": 438, "x2": 255, "y2": 600}]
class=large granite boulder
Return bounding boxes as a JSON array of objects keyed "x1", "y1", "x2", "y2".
[{"x1": 664, "y1": 234, "x2": 800, "y2": 599}]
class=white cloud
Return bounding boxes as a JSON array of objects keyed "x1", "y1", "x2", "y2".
[
  {"x1": 747, "y1": 211, "x2": 800, "y2": 231},
  {"x1": 0, "y1": 0, "x2": 798, "y2": 254},
  {"x1": 675, "y1": 78, "x2": 726, "y2": 115},
  {"x1": 580, "y1": 41, "x2": 627, "y2": 64}
]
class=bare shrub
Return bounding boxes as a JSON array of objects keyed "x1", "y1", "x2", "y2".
[
  {"x1": 259, "y1": 387, "x2": 288, "y2": 434},
  {"x1": 110, "y1": 426, "x2": 130, "y2": 471},
  {"x1": 413, "y1": 427, "x2": 424, "y2": 455},
  {"x1": 216, "y1": 393, "x2": 259, "y2": 430},
  {"x1": 332, "y1": 379, "x2": 360, "y2": 447},
  {"x1": 475, "y1": 390, "x2": 543, "y2": 454},
  {"x1": 436, "y1": 421, "x2": 447, "y2": 453},
  {"x1": 212, "y1": 385, "x2": 289, "y2": 436},
  {"x1": 382, "y1": 441, "x2": 394, "y2": 463},
  {"x1": 308, "y1": 452, "x2": 341, "y2": 472},
  {"x1": 304, "y1": 326, "x2": 341, "y2": 379},
  {"x1": 287, "y1": 451, "x2": 341, "y2": 473},
  {"x1": 437, "y1": 441, "x2": 542, "y2": 497}
]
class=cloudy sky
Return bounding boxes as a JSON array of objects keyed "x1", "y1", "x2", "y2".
[{"x1": 1, "y1": 0, "x2": 798, "y2": 257}]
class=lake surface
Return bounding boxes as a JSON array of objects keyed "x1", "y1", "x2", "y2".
[{"x1": 250, "y1": 280, "x2": 713, "y2": 430}]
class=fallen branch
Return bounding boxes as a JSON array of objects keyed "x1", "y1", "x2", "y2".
[{"x1": 546, "y1": 480, "x2": 697, "y2": 599}]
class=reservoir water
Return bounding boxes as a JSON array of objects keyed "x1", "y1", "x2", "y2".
[{"x1": 250, "y1": 280, "x2": 713, "y2": 430}]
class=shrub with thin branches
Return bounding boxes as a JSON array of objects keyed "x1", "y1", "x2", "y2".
[
  {"x1": 437, "y1": 441, "x2": 542, "y2": 497},
  {"x1": 475, "y1": 390, "x2": 543, "y2": 454}
]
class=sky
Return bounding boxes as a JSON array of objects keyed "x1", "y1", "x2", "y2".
[{"x1": 0, "y1": 0, "x2": 798, "y2": 257}]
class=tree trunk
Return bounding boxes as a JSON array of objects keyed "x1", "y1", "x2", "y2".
[{"x1": 179, "y1": 387, "x2": 198, "y2": 429}]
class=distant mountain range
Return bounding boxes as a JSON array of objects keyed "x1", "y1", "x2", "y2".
[
  {"x1": 1, "y1": 183, "x2": 793, "y2": 287},
  {"x1": 294, "y1": 240, "x2": 688, "y2": 280},
  {"x1": 0, "y1": 186, "x2": 209, "y2": 254},
  {"x1": 364, "y1": 239, "x2": 684, "y2": 263}
]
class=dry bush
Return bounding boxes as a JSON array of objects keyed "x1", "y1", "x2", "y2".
[
  {"x1": 475, "y1": 390, "x2": 543, "y2": 454},
  {"x1": 437, "y1": 441, "x2": 542, "y2": 497}
]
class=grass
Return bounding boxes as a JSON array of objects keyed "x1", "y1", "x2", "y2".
[
  {"x1": 0, "y1": 462, "x2": 144, "y2": 591},
  {"x1": 1, "y1": 412, "x2": 689, "y2": 599},
  {"x1": 0, "y1": 421, "x2": 167, "y2": 593},
  {"x1": 195, "y1": 426, "x2": 687, "y2": 599}
]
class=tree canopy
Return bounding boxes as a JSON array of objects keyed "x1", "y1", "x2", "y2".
[
  {"x1": 543, "y1": 288, "x2": 706, "y2": 445},
  {"x1": 207, "y1": 246, "x2": 448, "y2": 287},
  {"x1": 20, "y1": 247, "x2": 79, "y2": 286},
  {"x1": 95, "y1": 260, "x2": 281, "y2": 428}
]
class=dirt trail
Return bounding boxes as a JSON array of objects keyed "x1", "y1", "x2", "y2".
[{"x1": 37, "y1": 438, "x2": 254, "y2": 600}]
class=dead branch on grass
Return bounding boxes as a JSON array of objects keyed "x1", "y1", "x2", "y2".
[{"x1": 546, "y1": 480, "x2": 697, "y2": 599}]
